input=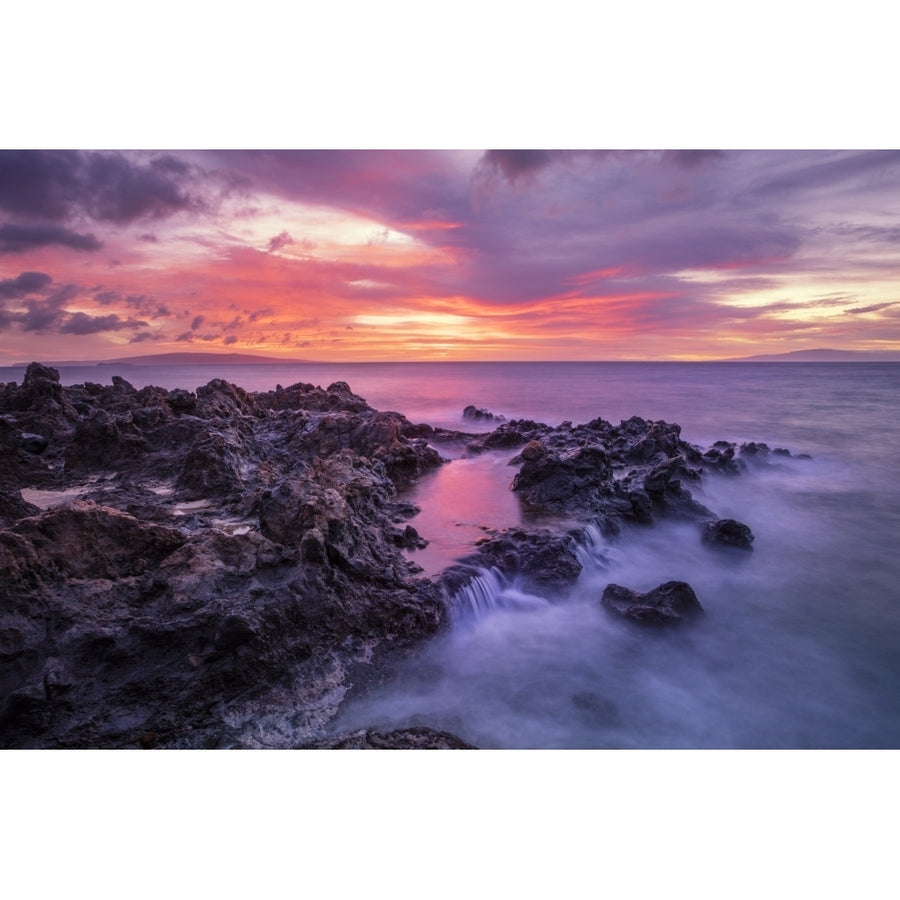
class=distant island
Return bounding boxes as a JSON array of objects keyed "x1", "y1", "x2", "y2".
[
  {"x1": 7, "y1": 348, "x2": 900, "y2": 368},
  {"x1": 720, "y1": 348, "x2": 900, "y2": 362}
]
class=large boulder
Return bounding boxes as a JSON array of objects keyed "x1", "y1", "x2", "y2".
[
  {"x1": 511, "y1": 443, "x2": 614, "y2": 515},
  {"x1": 463, "y1": 404, "x2": 506, "y2": 423},
  {"x1": 702, "y1": 518, "x2": 754, "y2": 550},
  {"x1": 600, "y1": 581, "x2": 704, "y2": 626},
  {"x1": 466, "y1": 528, "x2": 583, "y2": 594}
]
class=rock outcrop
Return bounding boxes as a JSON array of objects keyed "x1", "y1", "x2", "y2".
[
  {"x1": 600, "y1": 581, "x2": 704, "y2": 626},
  {"x1": 463, "y1": 404, "x2": 506, "y2": 423},
  {"x1": 702, "y1": 518, "x2": 755, "y2": 550},
  {"x1": 300, "y1": 727, "x2": 477, "y2": 749},
  {"x1": 0, "y1": 363, "x2": 790, "y2": 749},
  {"x1": 0, "y1": 365, "x2": 448, "y2": 749}
]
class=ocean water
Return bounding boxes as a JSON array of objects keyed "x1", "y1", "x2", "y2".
[{"x1": 6, "y1": 360, "x2": 900, "y2": 748}]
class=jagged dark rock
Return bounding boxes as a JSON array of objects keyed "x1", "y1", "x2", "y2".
[
  {"x1": 468, "y1": 528, "x2": 583, "y2": 594},
  {"x1": 497, "y1": 417, "x2": 732, "y2": 529},
  {"x1": 463, "y1": 404, "x2": 506, "y2": 423},
  {"x1": 600, "y1": 581, "x2": 704, "y2": 626},
  {"x1": 0, "y1": 366, "x2": 449, "y2": 749},
  {"x1": 0, "y1": 489, "x2": 40, "y2": 526}
]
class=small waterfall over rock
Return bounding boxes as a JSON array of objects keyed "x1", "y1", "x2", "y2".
[
  {"x1": 572, "y1": 521, "x2": 610, "y2": 572},
  {"x1": 448, "y1": 567, "x2": 550, "y2": 623}
]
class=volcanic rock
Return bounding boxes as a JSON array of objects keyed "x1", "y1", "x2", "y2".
[
  {"x1": 600, "y1": 581, "x2": 704, "y2": 626},
  {"x1": 467, "y1": 528, "x2": 583, "y2": 594},
  {"x1": 463, "y1": 404, "x2": 506, "y2": 423},
  {"x1": 300, "y1": 726, "x2": 477, "y2": 749},
  {"x1": 702, "y1": 518, "x2": 755, "y2": 550}
]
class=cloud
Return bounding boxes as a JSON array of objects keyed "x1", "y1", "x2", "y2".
[
  {"x1": 0, "y1": 150, "x2": 201, "y2": 225},
  {"x1": 473, "y1": 150, "x2": 641, "y2": 188},
  {"x1": 745, "y1": 150, "x2": 900, "y2": 200},
  {"x1": 846, "y1": 302, "x2": 897, "y2": 315},
  {"x1": 0, "y1": 150, "x2": 80, "y2": 220},
  {"x1": 92, "y1": 289, "x2": 168, "y2": 317},
  {"x1": 0, "y1": 222, "x2": 102, "y2": 254},
  {"x1": 223, "y1": 335, "x2": 237, "y2": 345},
  {"x1": 663, "y1": 150, "x2": 727, "y2": 169},
  {"x1": 82, "y1": 152, "x2": 199, "y2": 224},
  {"x1": 46, "y1": 284, "x2": 81, "y2": 305},
  {"x1": 18, "y1": 296, "x2": 68, "y2": 332},
  {"x1": 191, "y1": 314, "x2": 205, "y2": 330},
  {"x1": 480, "y1": 150, "x2": 557, "y2": 182},
  {"x1": 94, "y1": 290, "x2": 121, "y2": 306},
  {"x1": 0, "y1": 271, "x2": 52, "y2": 298},
  {"x1": 60, "y1": 312, "x2": 149, "y2": 335},
  {"x1": 129, "y1": 331, "x2": 163, "y2": 343},
  {"x1": 267, "y1": 230, "x2": 294, "y2": 253}
]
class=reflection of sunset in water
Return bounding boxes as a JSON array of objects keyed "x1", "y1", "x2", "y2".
[{"x1": 402, "y1": 450, "x2": 525, "y2": 576}]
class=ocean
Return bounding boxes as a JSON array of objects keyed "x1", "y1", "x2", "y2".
[{"x1": 7, "y1": 360, "x2": 900, "y2": 748}]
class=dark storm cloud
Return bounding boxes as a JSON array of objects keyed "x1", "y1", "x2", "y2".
[
  {"x1": 0, "y1": 271, "x2": 52, "y2": 298},
  {"x1": 0, "y1": 222, "x2": 102, "y2": 254},
  {"x1": 60, "y1": 312, "x2": 149, "y2": 335},
  {"x1": 0, "y1": 150, "x2": 201, "y2": 225}
]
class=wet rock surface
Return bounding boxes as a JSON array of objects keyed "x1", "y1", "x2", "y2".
[
  {"x1": 463, "y1": 404, "x2": 506, "y2": 423},
  {"x1": 0, "y1": 363, "x2": 794, "y2": 748},
  {"x1": 702, "y1": 518, "x2": 755, "y2": 550},
  {"x1": 600, "y1": 581, "x2": 705, "y2": 626},
  {"x1": 0, "y1": 364, "x2": 447, "y2": 749},
  {"x1": 300, "y1": 726, "x2": 477, "y2": 749},
  {"x1": 442, "y1": 528, "x2": 584, "y2": 598}
]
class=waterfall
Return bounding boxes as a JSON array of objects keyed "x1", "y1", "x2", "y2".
[
  {"x1": 572, "y1": 521, "x2": 610, "y2": 572},
  {"x1": 448, "y1": 567, "x2": 550, "y2": 624}
]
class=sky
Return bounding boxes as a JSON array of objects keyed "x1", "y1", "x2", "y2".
[{"x1": 1, "y1": 148, "x2": 899, "y2": 364}]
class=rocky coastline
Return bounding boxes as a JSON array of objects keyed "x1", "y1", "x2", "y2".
[{"x1": 0, "y1": 364, "x2": 802, "y2": 749}]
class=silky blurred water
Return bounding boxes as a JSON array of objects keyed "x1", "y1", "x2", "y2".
[{"x1": 6, "y1": 360, "x2": 899, "y2": 747}]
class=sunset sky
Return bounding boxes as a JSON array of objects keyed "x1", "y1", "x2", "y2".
[{"x1": 1, "y1": 148, "x2": 899, "y2": 364}]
